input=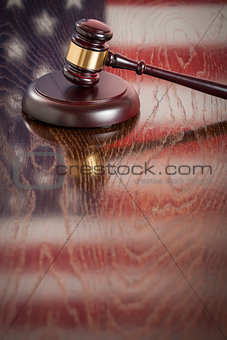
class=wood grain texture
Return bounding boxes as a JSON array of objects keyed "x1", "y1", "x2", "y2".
[{"x1": 0, "y1": 0, "x2": 227, "y2": 340}]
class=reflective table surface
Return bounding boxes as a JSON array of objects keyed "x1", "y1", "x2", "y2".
[{"x1": 0, "y1": 0, "x2": 227, "y2": 339}]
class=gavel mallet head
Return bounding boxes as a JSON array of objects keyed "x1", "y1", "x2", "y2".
[{"x1": 63, "y1": 19, "x2": 113, "y2": 87}]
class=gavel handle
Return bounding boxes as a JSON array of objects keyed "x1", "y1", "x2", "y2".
[{"x1": 105, "y1": 51, "x2": 227, "y2": 99}]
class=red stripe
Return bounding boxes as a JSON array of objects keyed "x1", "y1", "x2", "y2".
[
  {"x1": 105, "y1": 45, "x2": 227, "y2": 83},
  {"x1": 108, "y1": 125, "x2": 227, "y2": 152},
  {"x1": 0, "y1": 226, "x2": 226, "y2": 273},
  {"x1": 2, "y1": 293, "x2": 221, "y2": 329}
]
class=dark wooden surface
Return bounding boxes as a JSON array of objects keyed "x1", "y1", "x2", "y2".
[{"x1": 0, "y1": 1, "x2": 227, "y2": 339}]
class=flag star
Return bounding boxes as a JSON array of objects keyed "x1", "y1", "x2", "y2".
[
  {"x1": 6, "y1": 89, "x2": 23, "y2": 118},
  {"x1": 62, "y1": 40, "x2": 71, "y2": 58},
  {"x1": 8, "y1": 92, "x2": 22, "y2": 110},
  {"x1": 6, "y1": 0, "x2": 23, "y2": 8},
  {"x1": 5, "y1": 37, "x2": 27, "y2": 60},
  {"x1": 33, "y1": 10, "x2": 57, "y2": 36},
  {"x1": 65, "y1": 0, "x2": 83, "y2": 10},
  {"x1": 33, "y1": 65, "x2": 53, "y2": 80}
]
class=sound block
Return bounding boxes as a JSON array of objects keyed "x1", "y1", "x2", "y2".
[{"x1": 22, "y1": 70, "x2": 140, "y2": 128}]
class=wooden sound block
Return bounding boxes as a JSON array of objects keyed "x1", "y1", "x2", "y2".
[{"x1": 22, "y1": 70, "x2": 140, "y2": 128}]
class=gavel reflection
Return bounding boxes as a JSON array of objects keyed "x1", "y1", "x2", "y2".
[
  {"x1": 63, "y1": 18, "x2": 227, "y2": 99},
  {"x1": 24, "y1": 114, "x2": 140, "y2": 197},
  {"x1": 24, "y1": 112, "x2": 226, "y2": 195}
]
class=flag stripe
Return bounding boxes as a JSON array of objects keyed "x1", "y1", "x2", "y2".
[{"x1": 105, "y1": 4, "x2": 227, "y2": 47}]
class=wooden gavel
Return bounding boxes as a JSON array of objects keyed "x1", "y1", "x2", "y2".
[{"x1": 63, "y1": 18, "x2": 227, "y2": 99}]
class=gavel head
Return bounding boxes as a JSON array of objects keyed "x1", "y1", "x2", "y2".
[{"x1": 63, "y1": 19, "x2": 113, "y2": 87}]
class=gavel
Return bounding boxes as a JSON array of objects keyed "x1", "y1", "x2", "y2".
[{"x1": 63, "y1": 18, "x2": 227, "y2": 99}]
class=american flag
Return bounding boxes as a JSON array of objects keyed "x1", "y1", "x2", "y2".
[{"x1": 0, "y1": 1, "x2": 227, "y2": 339}]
